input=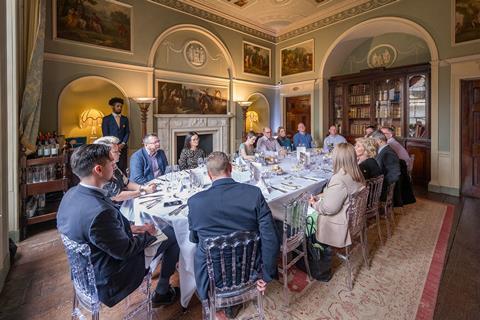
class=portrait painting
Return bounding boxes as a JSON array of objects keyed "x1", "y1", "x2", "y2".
[
  {"x1": 156, "y1": 81, "x2": 228, "y2": 114},
  {"x1": 54, "y1": 0, "x2": 132, "y2": 52},
  {"x1": 243, "y1": 41, "x2": 271, "y2": 77},
  {"x1": 453, "y1": 0, "x2": 480, "y2": 44},
  {"x1": 281, "y1": 39, "x2": 314, "y2": 77}
]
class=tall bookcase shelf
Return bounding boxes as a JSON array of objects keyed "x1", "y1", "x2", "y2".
[{"x1": 328, "y1": 63, "x2": 431, "y2": 185}]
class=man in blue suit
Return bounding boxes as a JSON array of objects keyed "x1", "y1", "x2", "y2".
[
  {"x1": 130, "y1": 133, "x2": 168, "y2": 185},
  {"x1": 188, "y1": 151, "x2": 279, "y2": 317},
  {"x1": 57, "y1": 144, "x2": 179, "y2": 308},
  {"x1": 102, "y1": 97, "x2": 130, "y2": 172}
]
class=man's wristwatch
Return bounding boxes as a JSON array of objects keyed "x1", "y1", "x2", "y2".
[{"x1": 139, "y1": 185, "x2": 146, "y2": 196}]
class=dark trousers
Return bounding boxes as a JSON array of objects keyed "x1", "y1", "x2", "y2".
[
  {"x1": 153, "y1": 226, "x2": 180, "y2": 294},
  {"x1": 118, "y1": 146, "x2": 128, "y2": 173}
]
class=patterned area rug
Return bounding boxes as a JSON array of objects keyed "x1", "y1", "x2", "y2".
[{"x1": 235, "y1": 198, "x2": 452, "y2": 320}]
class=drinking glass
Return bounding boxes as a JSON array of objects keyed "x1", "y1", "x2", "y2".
[
  {"x1": 39, "y1": 166, "x2": 47, "y2": 182},
  {"x1": 27, "y1": 167, "x2": 34, "y2": 184},
  {"x1": 197, "y1": 157, "x2": 204, "y2": 168}
]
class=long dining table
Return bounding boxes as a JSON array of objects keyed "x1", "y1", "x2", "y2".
[{"x1": 130, "y1": 154, "x2": 332, "y2": 308}]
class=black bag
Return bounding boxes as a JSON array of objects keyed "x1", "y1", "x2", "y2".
[{"x1": 296, "y1": 215, "x2": 331, "y2": 280}]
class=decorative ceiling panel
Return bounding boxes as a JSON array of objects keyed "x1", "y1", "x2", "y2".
[{"x1": 149, "y1": 0, "x2": 399, "y2": 43}]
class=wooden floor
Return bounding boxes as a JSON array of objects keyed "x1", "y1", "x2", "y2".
[{"x1": 0, "y1": 188, "x2": 478, "y2": 319}]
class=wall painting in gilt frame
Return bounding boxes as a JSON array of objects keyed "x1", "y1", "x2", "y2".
[{"x1": 53, "y1": 0, "x2": 132, "y2": 52}]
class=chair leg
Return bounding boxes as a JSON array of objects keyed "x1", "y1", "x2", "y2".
[
  {"x1": 375, "y1": 211, "x2": 383, "y2": 245},
  {"x1": 384, "y1": 204, "x2": 391, "y2": 239},
  {"x1": 360, "y1": 227, "x2": 370, "y2": 270},
  {"x1": 257, "y1": 290, "x2": 265, "y2": 320},
  {"x1": 302, "y1": 239, "x2": 313, "y2": 281},
  {"x1": 92, "y1": 312, "x2": 100, "y2": 320},
  {"x1": 345, "y1": 247, "x2": 352, "y2": 291},
  {"x1": 282, "y1": 251, "x2": 289, "y2": 306},
  {"x1": 209, "y1": 299, "x2": 216, "y2": 320},
  {"x1": 146, "y1": 274, "x2": 152, "y2": 320},
  {"x1": 72, "y1": 290, "x2": 78, "y2": 320},
  {"x1": 390, "y1": 205, "x2": 396, "y2": 227}
]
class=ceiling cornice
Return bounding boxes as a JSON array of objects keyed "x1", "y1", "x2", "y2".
[{"x1": 149, "y1": 0, "x2": 400, "y2": 44}]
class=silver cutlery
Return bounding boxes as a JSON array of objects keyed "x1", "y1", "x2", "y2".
[
  {"x1": 281, "y1": 182, "x2": 300, "y2": 189},
  {"x1": 298, "y1": 175, "x2": 319, "y2": 182},
  {"x1": 146, "y1": 198, "x2": 164, "y2": 209},
  {"x1": 169, "y1": 204, "x2": 188, "y2": 216},
  {"x1": 270, "y1": 185, "x2": 288, "y2": 193}
]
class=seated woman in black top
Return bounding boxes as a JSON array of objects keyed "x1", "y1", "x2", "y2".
[
  {"x1": 354, "y1": 137, "x2": 382, "y2": 179},
  {"x1": 178, "y1": 132, "x2": 206, "y2": 170},
  {"x1": 94, "y1": 136, "x2": 157, "y2": 203}
]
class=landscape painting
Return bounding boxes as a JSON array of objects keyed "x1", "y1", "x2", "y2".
[
  {"x1": 243, "y1": 41, "x2": 271, "y2": 77},
  {"x1": 156, "y1": 81, "x2": 228, "y2": 114},
  {"x1": 281, "y1": 39, "x2": 314, "y2": 77},
  {"x1": 454, "y1": 0, "x2": 480, "y2": 44},
  {"x1": 54, "y1": 0, "x2": 132, "y2": 52}
]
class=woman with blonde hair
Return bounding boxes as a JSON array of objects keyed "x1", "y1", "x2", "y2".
[
  {"x1": 308, "y1": 143, "x2": 365, "y2": 281},
  {"x1": 354, "y1": 137, "x2": 382, "y2": 179}
]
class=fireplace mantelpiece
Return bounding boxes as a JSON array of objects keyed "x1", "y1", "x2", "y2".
[{"x1": 154, "y1": 114, "x2": 234, "y2": 164}]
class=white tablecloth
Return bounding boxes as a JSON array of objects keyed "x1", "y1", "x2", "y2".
[{"x1": 131, "y1": 154, "x2": 331, "y2": 307}]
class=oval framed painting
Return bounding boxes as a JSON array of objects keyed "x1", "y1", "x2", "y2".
[{"x1": 367, "y1": 44, "x2": 397, "y2": 68}]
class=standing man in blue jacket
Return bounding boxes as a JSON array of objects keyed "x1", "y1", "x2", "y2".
[{"x1": 102, "y1": 97, "x2": 130, "y2": 172}]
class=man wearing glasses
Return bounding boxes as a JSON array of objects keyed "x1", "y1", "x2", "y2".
[
  {"x1": 256, "y1": 127, "x2": 283, "y2": 156},
  {"x1": 129, "y1": 133, "x2": 168, "y2": 185}
]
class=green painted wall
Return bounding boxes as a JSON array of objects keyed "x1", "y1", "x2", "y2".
[{"x1": 340, "y1": 33, "x2": 430, "y2": 75}]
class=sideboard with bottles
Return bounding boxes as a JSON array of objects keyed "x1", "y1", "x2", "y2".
[{"x1": 329, "y1": 63, "x2": 431, "y2": 185}]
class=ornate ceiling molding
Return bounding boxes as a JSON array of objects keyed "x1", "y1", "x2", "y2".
[{"x1": 149, "y1": 0, "x2": 399, "y2": 43}]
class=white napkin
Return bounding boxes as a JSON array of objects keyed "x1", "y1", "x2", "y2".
[{"x1": 255, "y1": 177, "x2": 270, "y2": 197}]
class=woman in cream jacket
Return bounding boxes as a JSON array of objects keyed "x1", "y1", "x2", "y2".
[{"x1": 310, "y1": 143, "x2": 365, "y2": 248}]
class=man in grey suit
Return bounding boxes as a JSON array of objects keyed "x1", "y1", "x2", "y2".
[
  {"x1": 188, "y1": 151, "x2": 279, "y2": 318},
  {"x1": 57, "y1": 144, "x2": 179, "y2": 308}
]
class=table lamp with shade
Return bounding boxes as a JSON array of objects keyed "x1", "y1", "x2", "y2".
[
  {"x1": 132, "y1": 97, "x2": 156, "y2": 138},
  {"x1": 79, "y1": 108, "x2": 105, "y2": 143}
]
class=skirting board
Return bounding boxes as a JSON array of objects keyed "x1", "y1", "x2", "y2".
[{"x1": 428, "y1": 183, "x2": 460, "y2": 197}]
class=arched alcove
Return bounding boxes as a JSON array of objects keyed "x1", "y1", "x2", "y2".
[
  {"x1": 246, "y1": 93, "x2": 270, "y2": 134},
  {"x1": 58, "y1": 76, "x2": 129, "y2": 141},
  {"x1": 148, "y1": 24, "x2": 236, "y2": 79}
]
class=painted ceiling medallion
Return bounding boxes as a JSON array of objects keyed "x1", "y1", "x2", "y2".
[{"x1": 184, "y1": 41, "x2": 208, "y2": 68}]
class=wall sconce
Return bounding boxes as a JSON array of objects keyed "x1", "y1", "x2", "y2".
[
  {"x1": 132, "y1": 97, "x2": 156, "y2": 139},
  {"x1": 246, "y1": 110, "x2": 258, "y2": 132},
  {"x1": 236, "y1": 101, "x2": 253, "y2": 138},
  {"x1": 79, "y1": 108, "x2": 105, "y2": 142}
]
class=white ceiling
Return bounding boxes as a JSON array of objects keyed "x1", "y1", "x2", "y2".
[{"x1": 180, "y1": 0, "x2": 371, "y2": 36}]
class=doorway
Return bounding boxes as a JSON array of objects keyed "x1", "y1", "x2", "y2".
[
  {"x1": 461, "y1": 79, "x2": 480, "y2": 198},
  {"x1": 284, "y1": 95, "x2": 311, "y2": 138}
]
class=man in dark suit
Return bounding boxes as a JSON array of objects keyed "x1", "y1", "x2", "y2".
[
  {"x1": 102, "y1": 97, "x2": 130, "y2": 172},
  {"x1": 129, "y1": 133, "x2": 168, "y2": 185},
  {"x1": 371, "y1": 130, "x2": 401, "y2": 200},
  {"x1": 188, "y1": 151, "x2": 279, "y2": 317},
  {"x1": 57, "y1": 144, "x2": 179, "y2": 308}
]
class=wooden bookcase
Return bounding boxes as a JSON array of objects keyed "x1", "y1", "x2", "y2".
[
  {"x1": 329, "y1": 63, "x2": 431, "y2": 185},
  {"x1": 20, "y1": 145, "x2": 72, "y2": 239}
]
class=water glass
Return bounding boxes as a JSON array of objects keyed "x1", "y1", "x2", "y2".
[
  {"x1": 197, "y1": 157, "x2": 204, "y2": 168},
  {"x1": 27, "y1": 167, "x2": 34, "y2": 184},
  {"x1": 39, "y1": 166, "x2": 47, "y2": 182}
]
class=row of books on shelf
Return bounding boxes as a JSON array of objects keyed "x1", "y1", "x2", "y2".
[
  {"x1": 349, "y1": 107, "x2": 370, "y2": 118},
  {"x1": 376, "y1": 89, "x2": 400, "y2": 102},
  {"x1": 349, "y1": 95, "x2": 371, "y2": 105},
  {"x1": 376, "y1": 104, "x2": 402, "y2": 118},
  {"x1": 350, "y1": 84, "x2": 369, "y2": 95}
]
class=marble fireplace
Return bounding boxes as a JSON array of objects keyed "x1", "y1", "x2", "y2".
[{"x1": 155, "y1": 114, "x2": 233, "y2": 164}]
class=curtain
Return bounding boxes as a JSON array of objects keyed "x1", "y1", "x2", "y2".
[{"x1": 19, "y1": 0, "x2": 46, "y2": 155}]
